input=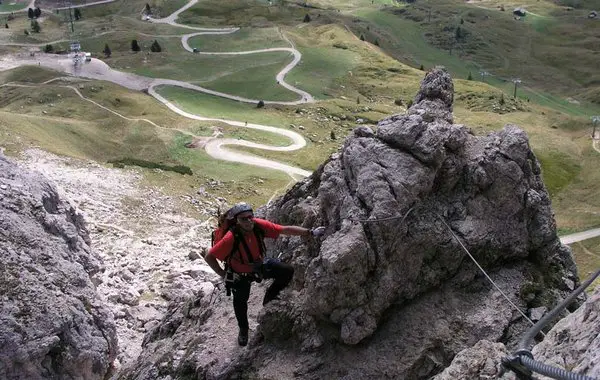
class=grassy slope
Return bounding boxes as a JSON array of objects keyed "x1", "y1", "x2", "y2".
[
  {"x1": 187, "y1": 27, "x2": 290, "y2": 51},
  {"x1": 569, "y1": 236, "x2": 600, "y2": 290},
  {"x1": 0, "y1": 72, "x2": 291, "y2": 206},
  {"x1": 1, "y1": 0, "x2": 599, "y2": 254},
  {"x1": 348, "y1": 0, "x2": 600, "y2": 114}
]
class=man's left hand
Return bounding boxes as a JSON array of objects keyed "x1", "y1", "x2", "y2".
[{"x1": 311, "y1": 226, "x2": 326, "y2": 237}]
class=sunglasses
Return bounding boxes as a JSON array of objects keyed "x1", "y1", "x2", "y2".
[{"x1": 237, "y1": 215, "x2": 254, "y2": 222}]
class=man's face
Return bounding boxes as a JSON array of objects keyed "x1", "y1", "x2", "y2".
[{"x1": 236, "y1": 211, "x2": 254, "y2": 232}]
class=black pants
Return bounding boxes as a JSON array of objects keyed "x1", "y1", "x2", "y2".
[{"x1": 231, "y1": 261, "x2": 294, "y2": 331}]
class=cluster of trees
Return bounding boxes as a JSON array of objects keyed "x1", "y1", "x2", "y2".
[
  {"x1": 22, "y1": 7, "x2": 83, "y2": 35},
  {"x1": 102, "y1": 39, "x2": 163, "y2": 58},
  {"x1": 131, "y1": 39, "x2": 162, "y2": 52},
  {"x1": 27, "y1": 7, "x2": 42, "y2": 19}
]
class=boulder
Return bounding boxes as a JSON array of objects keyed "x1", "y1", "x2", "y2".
[{"x1": 0, "y1": 154, "x2": 118, "y2": 380}]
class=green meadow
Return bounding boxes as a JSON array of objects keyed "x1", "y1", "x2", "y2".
[{"x1": 1, "y1": 0, "x2": 599, "y2": 251}]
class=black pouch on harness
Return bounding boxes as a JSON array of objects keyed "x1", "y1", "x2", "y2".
[
  {"x1": 252, "y1": 262, "x2": 264, "y2": 283},
  {"x1": 224, "y1": 267, "x2": 235, "y2": 296}
]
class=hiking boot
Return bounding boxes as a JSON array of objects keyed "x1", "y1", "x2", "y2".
[{"x1": 238, "y1": 329, "x2": 249, "y2": 346}]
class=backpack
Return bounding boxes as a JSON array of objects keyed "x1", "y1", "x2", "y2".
[{"x1": 211, "y1": 214, "x2": 266, "y2": 270}]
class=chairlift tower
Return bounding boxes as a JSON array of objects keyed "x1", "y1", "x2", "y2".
[
  {"x1": 592, "y1": 116, "x2": 600, "y2": 139},
  {"x1": 511, "y1": 78, "x2": 522, "y2": 98},
  {"x1": 479, "y1": 71, "x2": 490, "y2": 83},
  {"x1": 62, "y1": 0, "x2": 82, "y2": 66}
]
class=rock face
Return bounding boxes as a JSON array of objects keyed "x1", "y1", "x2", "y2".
[
  {"x1": 433, "y1": 285, "x2": 600, "y2": 379},
  {"x1": 120, "y1": 68, "x2": 580, "y2": 379},
  {"x1": 531, "y1": 285, "x2": 600, "y2": 377},
  {"x1": 0, "y1": 154, "x2": 118, "y2": 380}
]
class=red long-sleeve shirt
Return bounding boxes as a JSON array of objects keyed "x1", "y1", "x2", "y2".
[{"x1": 209, "y1": 218, "x2": 283, "y2": 273}]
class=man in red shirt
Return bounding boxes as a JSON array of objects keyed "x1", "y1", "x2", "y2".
[{"x1": 205, "y1": 203, "x2": 325, "y2": 346}]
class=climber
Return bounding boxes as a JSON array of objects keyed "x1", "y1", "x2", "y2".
[{"x1": 205, "y1": 202, "x2": 326, "y2": 346}]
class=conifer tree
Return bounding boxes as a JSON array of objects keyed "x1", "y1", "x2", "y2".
[
  {"x1": 131, "y1": 39, "x2": 141, "y2": 52},
  {"x1": 150, "y1": 40, "x2": 161, "y2": 52},
  {"x1": 103, "y1": 43, "x2": 112, "y2": 58}
]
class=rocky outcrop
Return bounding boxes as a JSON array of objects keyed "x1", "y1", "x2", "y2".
[
  {"x1": 121, "y1": 67, "x2": 580, "y2": 379},
  {"x1": 433, "y1": 284, "x2": 600, "y2": 379},
  {"x1": 531, "y1": 286, "x2": 600, "y2": 378},
  {"x1": 0, "y1": 154, "x2": 118, "y2": 380}
]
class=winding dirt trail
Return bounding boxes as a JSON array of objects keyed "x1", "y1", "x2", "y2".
[
  {"x1": 0, "y1": 0, "x2": 314, "y2": 178},
  {"x1": 561, "y1": 229, "x2": 600, "y2": 245}
]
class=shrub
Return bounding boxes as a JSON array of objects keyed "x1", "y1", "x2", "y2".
[
  {"x1": 131, "y1": 39, "x2": 141, "y2": 52},
  {"x1": 31, "y1": 20, "x2": 40, "y2": 33},
  {"x1": 407, "y1": 99, "x2": 414, "y2": 108},
  {"x1": 303, "y1": 13, "x2": 311, "y2": 22},
  {"x1": 257, "y1": 100, "x2": 265, "y2": 108},
  {"x1": 44, "y1": 44, "x2": 53, "y2": 53},
  {"x1": 103, "y1": 43, "x2": 111, "y2": 58},
  {"x1": 150, "y1": 40, "x2": 161, "y2": 52},
  {"x1": 108, "y1": 158, "x2": 193, "y2": 175},
  {"x1": 394, "y1": 98, "x2": 404, "y2": 106}
]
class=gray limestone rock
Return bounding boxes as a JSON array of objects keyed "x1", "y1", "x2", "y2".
[
  {"x1": 532, "y1": 286, "x2": 600, "y2": 378},
  {"x1": 119, "y1": 67, "x2": 581, "y2": 380},
  {"x1": 432, "y1": 285, "x2": 600, "y2": 379},
  {"x1": 0, "y1": 154, "x2": 118, "y2": 380}
]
